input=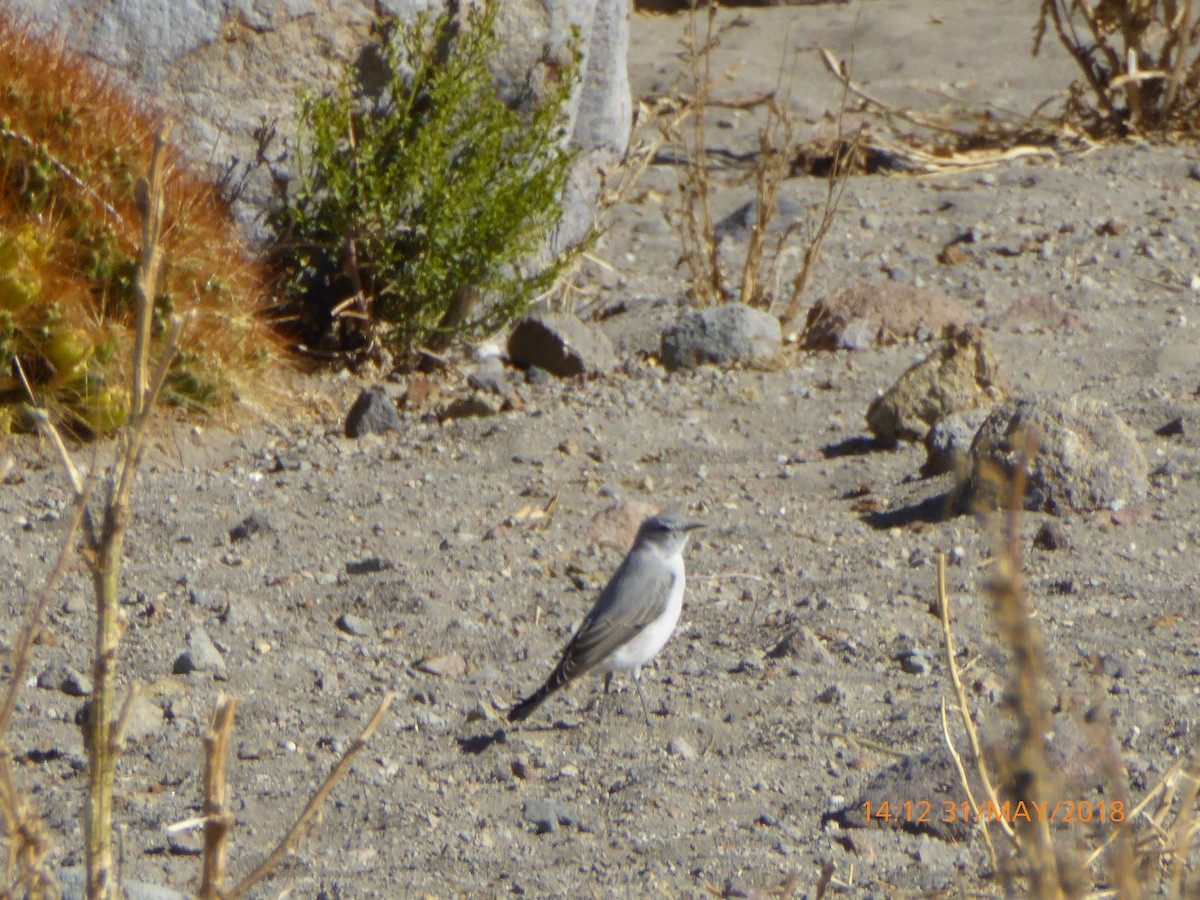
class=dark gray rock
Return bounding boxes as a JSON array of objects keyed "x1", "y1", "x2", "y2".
[
  {"x1": 897, "y1": 649, "x2": 932, "y2": 676},
  {"x1": 1156, "y1": 416, "x2": 1184, "y2": 437},
  {"x1": 523, "y1": 365, "x2": 553, "y2": 386},
  {"x1": 166, "y1": 827, "x2": 203, "y2": 856},
  {"x1": 1032, "y1": 520, "x2": 1071, "y2": 551},
  {"x1": 523, "y1": 798, "x2": 575, "y2": 834},
  {"x1": 37, "y1": 663, "x2": 92, "y2": 697},
  {"x1": 924, "y1": 409, "x2": 991, "y2": 476},
  {"x1": 229, "y1": 511, "x2": 272, "y2": 543},
  {"x1": 172, "y1": 626, "x2": 227, "y2": 679},
  {"x1": 713, "y1": 195, "x2": 804, "y2": 242},
  {"x1": 814, "y1": 685, "x2": 843, "y2": 705},
  {"x1": 660, "y1": 303, "x2": 782, "y2": 371},
  {"x1": 970, "y1": 396, "x2": 1148, "y2": 514},
  {"x1": 345, "y1": 387, "x2": 403, "y2": 438},
  {"x1": 345, "y1": 557, "x2": 391, "y2": 576},
  {"x1": 1150, "y1": 458, "x2": 1182, "y2": 488},
  {"x1": 507, "y1": 312, "x2": 617, "y2": 377}
]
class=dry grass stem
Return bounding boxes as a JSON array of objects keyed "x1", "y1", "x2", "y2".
[
  {"x1": 976, "y1": 439, "x2": 1080, "y2": 896},
  {"x1": 662, "y1": 4, "x2": 855, "y2": 317},
  {"x1": 0, "y1": 481, "x2": 90, "y2": 736},
  {"x1": 934, "y1": 553, "x2": 1015, "y2": 858},
  {"x1": 770, "y1": 33, "x2": 857, "y2": 322},
  {"x1": 1085, "y1": 759, "x2": 1185, "y2": 869},
  {"x1": 940, "y1": 700, "x2": 1000, "y2": 871},
  {"x1": 224, "y1": 692, "x2": 394, "y2": 900},
  {"x1": 673, "y1": 3, "x2": 727, "y2": 307},
  {"x1": 738, "y1": 94, "x2": 790, "y2": 309},
  {"x1": 131, "y1": 128, "x2": 170, "y2": 418},
  {"x1": 1083, "y1": 677, "x2": 1139, "y2": 895},
  {"x1": 813, "y1": 42, "x2": 1084, "y2": 176},
  {"x1": 1167, "y1": 755, "x2": 1200, "y2": 897},
  {"x1": 0, "y1": 751, "x2": 56, "y2": 897},
  {"x1": 14, "y1": 362, "x2": 84, "y2": 496},
  {"x1": 200, "y1": 695, "x2": 239, "y2": 899},
  {"x1": 773, "y1": 105, "x2": 854, "y2": 326},
  {"x1": 68, "y1": 122, "x2": 182, "y2": 899},
  {"x1": 109, "y1": 685, "x2": 143, "y2": 755}
]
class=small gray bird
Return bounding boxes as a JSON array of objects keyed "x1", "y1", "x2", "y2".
[{"x1": 508, "y1": 513, "x2": 704, "y2": 725}]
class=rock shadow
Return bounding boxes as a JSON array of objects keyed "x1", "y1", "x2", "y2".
[
  {"x1": 860, "y1": 489, "x2": 964, "y2": 530},
  {"x1": 820, "y1": 435, "x2": 889, "y2": 458},
  {"x1": 456, "y1": 729, "x2": 506, "y2": 755}
]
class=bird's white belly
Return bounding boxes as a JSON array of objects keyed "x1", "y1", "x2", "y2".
[{"x1": 600, "y1": 562, "x2": 685, "y2": 675}]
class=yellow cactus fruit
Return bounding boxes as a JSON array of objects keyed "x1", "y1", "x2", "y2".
[
  {"x1": 0, "y1": 235, "x2": 18, "y2": 271},
  {"x1": 78, "y1": 385, "x2": 129, "y2": 433},
  {"x1": 0, "y1": 271, "x2": 40, "y2": 312},
  {"x1": 45, "y1": 326, "x2": 93, "y2": 382},
  {"x1": 0, "y1": 225, "x2": 47, "y2": 271}
]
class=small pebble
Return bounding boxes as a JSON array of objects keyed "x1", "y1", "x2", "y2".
[
  {"x1": 172, "y1": 626, "x2": 227, "y2": 679},
  {"x1": 897, "y1": 650, "x2": 932, "y2": 675},
  {"x1": 336, "y1": 613, "x2": 376, "y2": 638},
  {"x1": 345, "y1": 557, "x2": 390, "y2": 575},
  {"x1": 37, "y1": 663, "x2": 92, "y2": 697},
  {"x1": 416, "y1": 652, "x2": 468, "y2": 678},
  {"x1": 523, "y1": 799, "x2": 571, "y2": 835},
  {"x1": 229, "y1": 512, "x2": 271, "y2": 543},
  {"x1": 1033, "y1": 521, "x2": 1070, "y2": 551},
  {"x1": 667, "y1": 736, "x2": 698, "y2": 760}
]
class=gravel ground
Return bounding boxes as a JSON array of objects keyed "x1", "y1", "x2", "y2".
[{"x1": 4, "y1": 2, "x2": 1200, "y2": 897}]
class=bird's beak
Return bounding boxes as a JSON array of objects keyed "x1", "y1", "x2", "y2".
[{"x1": 681, "y1": 521, "x2": 705, "y2": 532}]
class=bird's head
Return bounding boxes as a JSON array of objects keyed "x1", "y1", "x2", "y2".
[{"x1": 636, "y1": 513, "x2": 705, "y2": 555}]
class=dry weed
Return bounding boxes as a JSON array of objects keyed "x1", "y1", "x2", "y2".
[
  {"x1": 3, "y1": 128, "x2": 390, "y2": 900},
  {"x1": 1036, "y1": 0, "x2": 1200, "y2": 135},
  {"x1": 655, "y1": 3, "x2": 854, "y2": 320},
  {"x1": 937, "y1": 436, "x2": 1200, "y2": 896}
]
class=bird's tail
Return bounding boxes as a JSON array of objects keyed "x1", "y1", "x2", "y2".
[
  {"x1": 507, "y1": 681, "x2": 557, "y2": 723},
  {"x1": 508, "y1": 659, "x2": 582, "y2": 724}
]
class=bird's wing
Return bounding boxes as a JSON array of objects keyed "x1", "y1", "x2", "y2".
[{"x1": 554, "y1": 550, "x2": 677, "y2": 678}]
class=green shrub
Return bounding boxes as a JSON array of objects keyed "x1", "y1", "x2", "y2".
[{"x1": 274, "y1": 4, "x2": 579, "y2": 363}]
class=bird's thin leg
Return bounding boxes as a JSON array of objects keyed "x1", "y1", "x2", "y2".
[
  {"x1": 633, "y1": 671, "x2": 652, "y2": 727},
  {"x1": 600, "y1": 671, "x2": 613, "y2": 725}
]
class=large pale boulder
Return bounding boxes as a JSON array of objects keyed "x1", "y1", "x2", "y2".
[
  {"x1": 11, "y1": 0, "x2": 630, "y2": 246},
  {"x1": 969, "y1": 396, "x2": 1148, "y2": 514}
]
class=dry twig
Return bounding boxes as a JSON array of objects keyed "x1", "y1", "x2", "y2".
[
  {"x1": 934, "y1": 553, "x2": 1014, "y2": 869},
  {"x1": 200, "y1": 695, "x2": 239, "y2": 899},
  {"x1": 224, "y1": 693, "x2": 394, "y2": 900}
]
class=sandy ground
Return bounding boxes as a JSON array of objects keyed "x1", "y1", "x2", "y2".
[{"x1": 4, "y1": 2, "x2": 1200, "y2": 897}]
